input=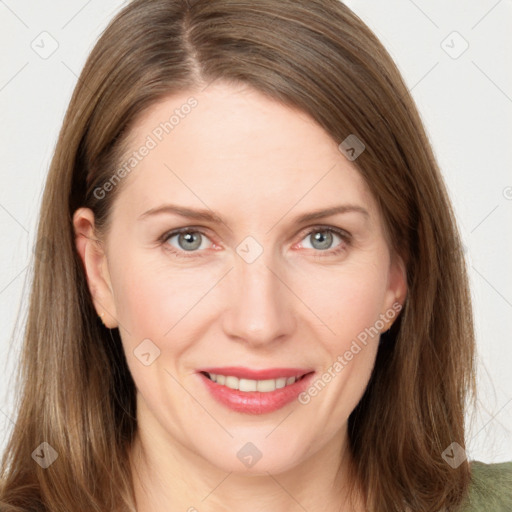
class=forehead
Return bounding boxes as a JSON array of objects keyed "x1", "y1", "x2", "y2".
[{"x1": 112, "y1": 82, "x2": 377, "y2": 224}]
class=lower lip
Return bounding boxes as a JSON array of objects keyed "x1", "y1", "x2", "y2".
[{"x1": 198, "y1": 372, "x2": 315, "y2": 414}]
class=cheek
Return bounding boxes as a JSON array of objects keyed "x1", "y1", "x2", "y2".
[
  {"x1": 293, "y1": 264, "x2": 387, "y2": 420},
  {"x1": 293, "y1": 259, "x2": 390, "y2": 345},
  {"x1": 109, "y1": 248, "x2": 218, "y2": 348},
  {"x1": 109, "y1": 238, "x2": 390, "y2": 361}
]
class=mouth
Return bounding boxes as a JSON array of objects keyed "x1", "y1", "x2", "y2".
[
  {"x1": 199, "y1": 370, "x2": 312, "y2": 393},
  {"x1": 196, "y1": 367, "x2": 316, "y2": 414}
]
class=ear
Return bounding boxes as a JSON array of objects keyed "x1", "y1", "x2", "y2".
[
  {"x1": 72, "y1": 207, "x2": 119, "y2": 329},
  {"x1": 381, "y1": 252, "x2": 408, "y2": 331}
]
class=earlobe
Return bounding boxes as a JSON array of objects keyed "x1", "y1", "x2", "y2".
[
  {"x1": 392, "y1": 255, "x2": 408, "y2": 307},
  {"x1": 382, "y1": 253, "x2": 408, "y2": 331},
  {"x1": 72, "y1": 208, "x2": 119, "y2": 329}
]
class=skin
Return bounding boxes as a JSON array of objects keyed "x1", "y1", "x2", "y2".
[{"x1": 74, "y1": 82, "x2": 407, "y2": 512}]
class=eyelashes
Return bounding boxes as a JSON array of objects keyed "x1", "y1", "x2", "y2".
[{"x1": 159, "y1": 225, "x2": 352, "y2": 259}]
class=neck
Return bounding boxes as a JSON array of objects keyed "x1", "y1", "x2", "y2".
[{"x1": 129, "y1": 417, "x2": 366, "y2": 512}]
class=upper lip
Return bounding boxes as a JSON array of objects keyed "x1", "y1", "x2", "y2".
[{"x1": 197, "y1": 367, "x2": 314, "y2": 380}]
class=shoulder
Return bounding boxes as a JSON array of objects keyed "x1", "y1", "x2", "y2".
[{"x1": 460, "y1": 460, "x2": 512, "y2": 511}]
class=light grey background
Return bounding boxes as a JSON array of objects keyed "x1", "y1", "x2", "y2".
[{"x1": 1, "y1": 0, "x2": 511, "y2": 463}]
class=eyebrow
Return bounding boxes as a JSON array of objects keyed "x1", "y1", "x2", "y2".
[{"x1": 138, "y1": 203, "x2": 369, "y2": 225}]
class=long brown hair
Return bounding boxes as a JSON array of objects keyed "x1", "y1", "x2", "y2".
[{"x1": 0, "y1": 0, "x2": 476, "y2": 510}]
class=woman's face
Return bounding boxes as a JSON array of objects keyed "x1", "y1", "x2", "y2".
[{"x1": 75, "y1": 82, "x2": 406, "y2": 475}]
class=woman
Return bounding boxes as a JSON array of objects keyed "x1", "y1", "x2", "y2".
[{"x1": 1, "y1": 0, "x2": 510, "y2": 510}]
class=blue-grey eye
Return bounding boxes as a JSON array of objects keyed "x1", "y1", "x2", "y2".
[
  {"x1": 167, "y1": 231, "x2": 210, "y2": 251},
  {"x1": 302, "y1": 230, "x2": 341, "y2": 251}
]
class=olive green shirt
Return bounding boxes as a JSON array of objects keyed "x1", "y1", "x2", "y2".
[{"x1": 460, "y1": 460, "x2": 512, "y2": 511}]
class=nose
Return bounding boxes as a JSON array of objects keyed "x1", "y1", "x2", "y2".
[{"x1": 221, "y1": 251, "x2": 296, "y2": 348}]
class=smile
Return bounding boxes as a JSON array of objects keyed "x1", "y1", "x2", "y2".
[
  {"x1": 197, "y1": 368, "x2": 316, "y2": 414},
  {"x1": 201, "y1": 371, "x2": 309, "y2": 393}
]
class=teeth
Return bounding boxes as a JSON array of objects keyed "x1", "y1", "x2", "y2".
[
  {"x1": 275, "y1": 377, "x2": 287, "y2": 389},
  {"x1": 239, "y1": 378, "x2": 257, "y2": 392},
  {"x1": 206, "y1": 373, "x2": 301, "y2": 392},
  {"x1": 225, "y1": 376, "x2": 239, "y2": 389}
]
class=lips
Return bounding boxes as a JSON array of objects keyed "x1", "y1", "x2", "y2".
[
  {"x1": 196, "y1": 366, "x2": 316, "y2": 414},
  {"x1": 197, "y1": 366, "x2": 313, "y2": 380},
  {"x1": 202, "y1": 371, "x2": 307, "y2": 392}
]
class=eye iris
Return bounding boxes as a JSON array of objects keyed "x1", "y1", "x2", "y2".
[
  {"x1": 311, "y1": 231, "x2": 333, "y2": 250},
  {"x1": 178, "y1": 232, "x2": 202, "y2": 251},
  {"x1": 172, "y1": 231, "x2": 337, "y2": 252}
]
